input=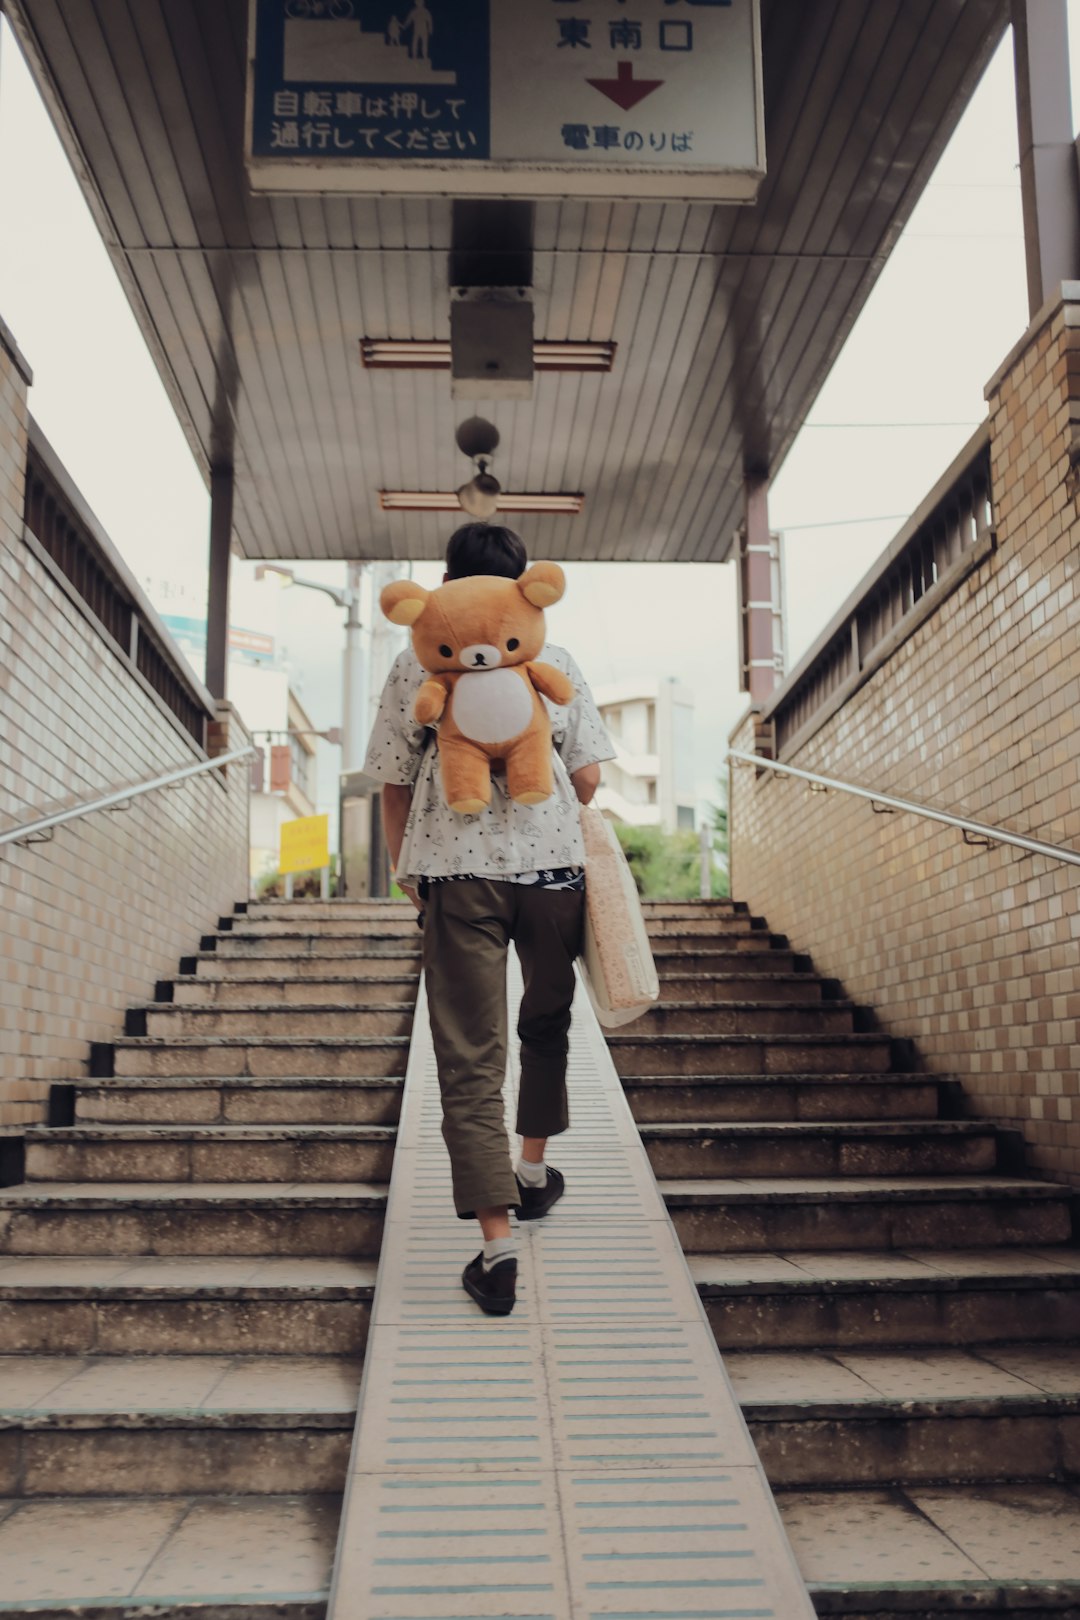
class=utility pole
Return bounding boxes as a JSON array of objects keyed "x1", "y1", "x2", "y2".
[{"x1": 341, "y1": 561, "x2": 366, "y2": 774}]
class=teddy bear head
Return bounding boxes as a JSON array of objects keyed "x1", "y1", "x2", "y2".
[{"x1": 380, "y1": 563, "x2": 566, "y2": 676}]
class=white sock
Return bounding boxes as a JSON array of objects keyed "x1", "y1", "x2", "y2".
[
  {"x1": 483, "y1": 1235, "x2": 516, "y2": 1272},
  {"x1": 517, "y1": 1156, "x2": 546, "y2": 1188}
]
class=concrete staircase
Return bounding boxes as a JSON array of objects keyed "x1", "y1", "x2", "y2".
[
  {"x1": 6, "y1": 890, "x2": 1080, "y2": 1615},
  {"x1": 0, "y1": 898, "x2": 419, "y2": 1619},
  {"x1": 630, "y1": 898, "x2": 1080, "y2": 1619}
]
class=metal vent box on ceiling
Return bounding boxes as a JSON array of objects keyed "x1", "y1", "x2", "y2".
[{"x1": 246, "y1": 0, "x2": 765, "y2": 202}]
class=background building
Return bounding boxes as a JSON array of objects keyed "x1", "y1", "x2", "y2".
[
  {"x1": 595, "y1": 677, "x2": 696, "y2": 832},
  {"x1": 229, "y1": 664, "x2": 320, "y2": 883}
]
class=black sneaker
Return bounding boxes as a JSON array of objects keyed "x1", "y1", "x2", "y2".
[
  {"x1": 462, "y1": 1251, "x2": 517, "y2": 1316},
  {"x1": 513, "y1": 1165, "x2": 565, "y2": 1221}
]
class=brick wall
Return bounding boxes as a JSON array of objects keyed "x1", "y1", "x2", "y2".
[
  {"x1": 730, "y1": 289, "x2": 1080, "y2": 1187},
  {"x1": 0, "y1": 326, "x2": 250, "y2": 1128}
]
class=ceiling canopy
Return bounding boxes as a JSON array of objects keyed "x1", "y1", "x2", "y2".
[{"x1": 5, "y1": 0, "x2": 1008, "y2": 563}]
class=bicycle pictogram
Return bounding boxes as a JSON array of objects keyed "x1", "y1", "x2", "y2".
[{"x1": 285, "y1": 0, "x2": 355, "y2": 21}]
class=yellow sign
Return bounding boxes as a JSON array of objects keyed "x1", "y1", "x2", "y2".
[{"x1": 280, "y1": 814, "x2": 330, "y2": 876}]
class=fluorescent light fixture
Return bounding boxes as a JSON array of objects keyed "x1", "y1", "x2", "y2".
[
  {"x1": 380, "y1": 491, "x2": 584, "y2": 515},
  {"x1": 361, "y1": 339, "x2": 615, "y2": 373}
]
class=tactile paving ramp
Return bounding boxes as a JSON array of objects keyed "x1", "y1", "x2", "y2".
[{"x1": 329, "y1": 962, "x2": 815, "y2": 1620}]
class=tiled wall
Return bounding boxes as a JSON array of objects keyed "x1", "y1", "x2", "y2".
[
  {"x1": 730, "y1": 292, "x2": 1080, "y2": 1187},
  {"x1": 0, "y1": 327, "x2": 250, "y2": 1127}
]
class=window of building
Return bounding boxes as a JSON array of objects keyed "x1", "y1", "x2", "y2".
[
  {"x1": 290, "y1": 732, "x2": 314, "y2": 802},
  {"x1": 677, "y1": 804, "x2": 695, "y2": 831}
]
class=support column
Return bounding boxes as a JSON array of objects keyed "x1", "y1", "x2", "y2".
[
  {"x1": 206, "y1": 469, "x2": 234, "y2": 701},
  {"x1": 737, "y1": 477, "x2": 785, "y2": 704},
  {"x1": 1012, "y1": 0, "x2": 1080, "y2": 318}
]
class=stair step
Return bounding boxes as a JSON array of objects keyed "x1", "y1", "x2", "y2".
[
  {"x1": 636, "y1": 999, "x2": 856, "y2": 1036},
  {"x1": 731, "y1": 1345, "x2": 1080, "y2": 1486},
  {"x1": 0, "y1": 1355, "x2": 359, "y2": 1495},
  {"x1": 641, "y1": 1120, "x2": 997, "y2": 1178},
  {"x1": 0, "y1": 1255, "x2": 376, "y2": 1355},
  {"x1": 225, "y1": 919, "x2": 421, "y2": 939},
  {"x1": 691, "y1": 1247, "x2": 1080, "y2": 1349},
  {"x1": 213, "y1": 933, "x2": 421, "y2": 960},
  {"x1": 645, "y1": 918, "x2": 776, "y2": 938},
  {"x1": 641, "y1": 900, "x2": 742, "y2": 916},
  {"x1": 622, "y1": 1073, "x2": 943, "y2": 1123},
  {"x1": 172, "y1": 974, "x2": 420, "y2": 1006},
  {"x1": 0, "y1": 1184, "x2": 387, "y2": 1257},
  {"x1": 0, "y1": 1416, "x2": 350, "y2": 1497},
  {"x1": 107, "y1": 1037, "x2": 410, "y2": 1078},
  {"x1": 73, "y1": 1076, "x2": 404, "y2": 1125},
  {"x1": 777, "y1": 1483, "x2": 1080, "y2": 1615},
  {"x1": 647, "y1": 932, "x2": 787, "y2": 955},
  {"x1": 663, "y1": 1178, "x2": 1074, "y2": 1253},
  {"x1": 23, "y1": 1125, "x2": 397, "y2": 1184},
  {"x1": 139, "y1": 1004, "x2": 415, "y2": 1038},
  {"x1": 658, "y1": 972, "x2": 826, "y2": 1003},
  {"x1": 651, "y1": 947, "x2": 802, "y2": 972},
  {"x1": 192, "y1": 949, "x2": 421, "y2": 977},
  {"x1": 608, "y1": 1032, "x2": 895, "y2": 1076},
  {"x1": 247, "y1": 901, "x2": 412, "y2": 922},
  {"x1": 0, "y1": 1490, "x2": 338, "y2": 1616}
]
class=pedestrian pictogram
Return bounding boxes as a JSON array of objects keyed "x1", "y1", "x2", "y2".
[{"x1": 586, "y1": 61, "x2": 665, "y2": 112}]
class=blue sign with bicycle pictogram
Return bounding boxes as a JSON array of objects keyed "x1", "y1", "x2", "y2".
[{"x1": 249, "y1": 0, "x2": 490, "y2": 163}]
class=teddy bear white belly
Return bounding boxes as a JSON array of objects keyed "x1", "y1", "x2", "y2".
[{"x1": 451, "y1": 669, "x2": 534, "y2": 744}]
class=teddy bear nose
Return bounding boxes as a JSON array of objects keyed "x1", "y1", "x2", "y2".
[{"x1": 461, "y1": 643, "x2": 502, "y2": 669}]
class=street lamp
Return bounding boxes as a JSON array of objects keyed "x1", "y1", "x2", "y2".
[{"x1": 254, "y1": 562, "x2": 366, "y2": 774}]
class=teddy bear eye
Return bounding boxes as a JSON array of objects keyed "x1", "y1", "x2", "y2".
[
  {"x1": 507, "y1": 638, "x2": 520, "y2": 651},
  {"x1": 439, "y1": 644, "x2": 454, "y2": 659}
]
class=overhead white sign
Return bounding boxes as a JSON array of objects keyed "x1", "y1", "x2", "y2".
[{"x1": 247, "y1": 0, "x2": 765, "y2": 201}]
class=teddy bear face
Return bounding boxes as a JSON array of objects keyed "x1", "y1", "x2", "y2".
[{"x1": 407, "y1": 576, "x2": 546, "y2": 676}]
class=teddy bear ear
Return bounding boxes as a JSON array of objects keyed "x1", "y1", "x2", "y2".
[
  {"x1": 518, "y1": 562, "x2": 566, "y2": 608},
  {"x1": 380, "y1": 580, "x2": 430, "y2": 626}
]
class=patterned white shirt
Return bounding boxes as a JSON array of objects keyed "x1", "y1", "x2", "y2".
[{"x1": 363, "y1": 644, "x2": 615, "y2": 885}]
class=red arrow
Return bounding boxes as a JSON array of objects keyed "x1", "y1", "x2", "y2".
[{"x1": 586, "y1": 60, "x2": 665, "y2": 112}]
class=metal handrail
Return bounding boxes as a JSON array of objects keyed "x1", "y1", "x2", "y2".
[
  {"x1": 727, "y1": 748, "x2": 1080, "y2": 871},
  {"x1": 0, "y1": 747, "x2": 257, "y2": 850}
]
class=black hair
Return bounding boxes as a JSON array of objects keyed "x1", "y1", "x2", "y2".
[{"x1": 445, "y1": 522, "x2": 527, "y2": 581}]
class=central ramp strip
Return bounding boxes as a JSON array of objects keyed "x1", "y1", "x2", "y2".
[{"x1": 329, "y1": 965, "x2": 815, "y2": 1620}]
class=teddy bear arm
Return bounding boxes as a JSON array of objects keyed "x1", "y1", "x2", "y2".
[
  {"x1": 526, "y1": 661, "x2": 576, "y2": 707},
  {"x1": 414, "y1": 675, "x2": 451, "y2": 726}
]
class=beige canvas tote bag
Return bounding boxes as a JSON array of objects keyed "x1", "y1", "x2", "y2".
[{"x1": 578, "y1": 804, "x2": 660, "y2": 1028}]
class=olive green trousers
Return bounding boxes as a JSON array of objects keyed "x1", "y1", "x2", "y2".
[{"x1": 422, "y1": 878, "x2": 585, "y2": 1218}]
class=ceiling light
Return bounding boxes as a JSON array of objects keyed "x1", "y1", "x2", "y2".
[
  {"x1": 361, "y1": 340, "x2": 615, "y2": 373},
  {"x1": 380, "y1": 491, "x2": 584, "y2": 515},
  {"x1": 456, "y1": 470, "x2": 502, "y2": 519}
]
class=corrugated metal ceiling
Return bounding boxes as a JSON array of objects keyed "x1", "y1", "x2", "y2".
[{"x1": 5, "y1": 0, "x2": 1009, "y2": 563}]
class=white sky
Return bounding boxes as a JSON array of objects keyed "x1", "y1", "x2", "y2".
[{"x1": 0, "y1": 14, "x2": 1068, "y2": 820}]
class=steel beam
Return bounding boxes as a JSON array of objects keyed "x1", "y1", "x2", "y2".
[
  {"x1": 205, "y1": 469, "x2": 234, "y2": 701},
  {"x1": 737, "y1": 478, "x2": 785, "y2": 703},
  {"x1": 1012, "y1": 0, "x2": 1080, "y2": 317}
]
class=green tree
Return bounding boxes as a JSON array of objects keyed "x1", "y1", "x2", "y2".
[{"x1": 614, "y1": 822, "x2": 727, "y2": 900}]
